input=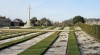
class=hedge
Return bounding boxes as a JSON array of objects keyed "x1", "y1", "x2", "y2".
[{"x1": 77, "y1": 22, "x2": 100, "y2": 39}]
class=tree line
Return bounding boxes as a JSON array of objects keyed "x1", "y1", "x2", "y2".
[
  {"x1": 13, "y1": 16, "x2": 95, "y2": 26},
  {"x1": 30, "y1": 17, "x2": 52, "y2": 26},
  {"x1": 1, "y1": 15, "x2": 100, "y2": 27}
]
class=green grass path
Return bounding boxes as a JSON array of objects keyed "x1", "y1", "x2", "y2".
[
  {"x1": 67, "y1": 26, "x2": 80, "y2": 55},
  {"x1": 18, "y1": 31, "x2": 60, "y2": 55}
]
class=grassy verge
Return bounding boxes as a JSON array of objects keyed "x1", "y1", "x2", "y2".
[
  {"x1": 48, "y1": 26, "x2": 55, "y2": 30},
  {"x1": 0, "y1": 32, "x2": 20, "y2": 37},
  {"x1": 0, "y1": 26, "x2": 54, "y2": 40},
  {"x1": 0, "y1": 32, "x2": 46, "y2": 50},
  {"x1": 18, "y1": 31, "x2": 60, "y2": 55},
  {"x1": 67, "y1": 26, "x2": 80, "y2": 55},
  {"x1": 31, "y1": 26, "x2": 48, "y2": 29}
]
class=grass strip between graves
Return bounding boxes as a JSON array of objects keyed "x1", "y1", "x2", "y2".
[
  {"x1": 0, "y1": 32, "x2": 46, "y2": 50},
  {"x1": 0, "y1": 27, "x2": 56, "y2": 50},
  {"x1": 0, "y1": 32, "x2": 16, "y2": 36},
  {"x1": 31, "y1": 26, "x2": 48, "y2": 29},
  {"x1": 0, "y1": 32, "x2": 33, "y2": 40},
  {"x1": 0, "y1": 26, "x2": 55, "y2": 40},
  {"x1": 67, "y1": 26, "x2": 80, "y2": 55},
  {"x1": 18, "y1": 31, "x2": 60, "y2": 55}
]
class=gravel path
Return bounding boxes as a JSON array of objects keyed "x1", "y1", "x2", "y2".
[
  {"x1": 44, "y1": 27, "x2": 69, "y2": 55},
  {"x1": 75, "y1": 27, "x2": 100, "y2": 55}
]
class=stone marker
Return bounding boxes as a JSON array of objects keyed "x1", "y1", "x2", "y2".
[{"x1": 22, "y1": 5, "x2": 33, "y2": 28}]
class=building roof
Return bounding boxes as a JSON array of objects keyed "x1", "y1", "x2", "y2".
[
  {"x1": 0, "y1": 16, "x2": 11, "y2": 22},
  {"x1": 13, "y1": 18, "x2": 24, "y2": 23}
]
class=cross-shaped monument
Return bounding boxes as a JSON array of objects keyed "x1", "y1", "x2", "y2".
[{"x1": 22, "y1": 5, "x2": 33, "y2": 28}]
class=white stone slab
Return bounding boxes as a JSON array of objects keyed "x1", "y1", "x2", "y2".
[
  {"x1": 75, "y1": 27, "x2": 100, "y2": 55},
  {"x1": 44, "y1": 27, "x2": 69, "y2": 55},
  {"x1": 0, "y1": 27, "x2": 60, "y2": 55}
]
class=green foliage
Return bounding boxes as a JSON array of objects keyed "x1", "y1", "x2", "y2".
[
  {"x1": 73, "y1": 16, "x2": 85, "y2": 24},
  {"x1": 67, "y1": 27, "x2": 80, "y2": 55},
  {"x1": 31, "y1": 17, "x2": 37, "y2": 26},
  {"x1": 77, "y1": 22, "x2": 100, "y2": 39},
  {"x1": 40, "y1": 17, "x2": 52, "y2": 26},
  {"x1": 31, "y1": 26, "x2": 47, "y2": 29},
  {"x1": 30, "y1": 17, "x2": 52, "y2": 26},
  {"x1": 62, "y1": 19, "x2": 73, "y2": 26},
  {"x1": 18, "y1": 31, "x2": 60, "y2": 55}
]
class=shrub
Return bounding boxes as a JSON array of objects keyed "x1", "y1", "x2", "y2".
[{"x1": 73, "y1": 16, "x2": 85, "y2": 24}]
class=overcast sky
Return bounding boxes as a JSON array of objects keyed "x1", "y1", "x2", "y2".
[{"x1": 0, "y1": 0, "x2": 100, "y2": 22}]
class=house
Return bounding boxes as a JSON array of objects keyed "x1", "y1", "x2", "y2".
[
  {"x1": 12, "y1": 18, "x2": 24, "y2": 26},
  {"x1": 0, "y1": 16, "x2": 11, "y2": 27}
]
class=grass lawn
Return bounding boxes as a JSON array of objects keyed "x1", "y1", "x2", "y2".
[
  {"x1": 18, "y1": 31, "x2": 60, "y2": 55},
  {"x1": 31, "y1": 26, "x2": 48, "y2": 29},
  {"x1": 67, "y1": 26, "x2": 80, "y2": 55},
  {"x1": 0, "y1": 32, "x2": 46, "y2": 50}
]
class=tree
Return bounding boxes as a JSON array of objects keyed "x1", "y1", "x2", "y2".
[
  {"x1": 61, "y1": 19, "x2": 73, "y2": 26},
  {"x1": 31, "y1": 17, "x2": 37, "y2": 26},
  {"x1": 40, "y1": 17, "x2": 46, "y2": 25},
  {"x1": 53, "y1": 22, "x2": 60, "y2": 26},
  {"x1": 40, "y1": 17, "x2": 52, "y2": 26},
  {"x1": 73, "y1": 16, "x2": 85, "y2": 24},
  {"x1": 44, "y1": 20, "x2": 52, "y2": 26},
  {"x1": 35, "y1": 20, "x2": 40, "y2": 26}
]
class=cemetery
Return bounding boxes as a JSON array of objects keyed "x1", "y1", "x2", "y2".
[
  {"x1": 0, "y1": 24, "x2": 100, "y2": 55},
  {"x1": 0, "y1": 14, "x2": 100, "y2": 55},
  {"x1": 0, "y1": 0, "x2": 100, "y2": 55},
  {"x1": 75, "y1": 27, "x2": 100, "y2": 55},
  {"x1": 0, "y1": 11, "x2": 100, "y2": 55}
]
